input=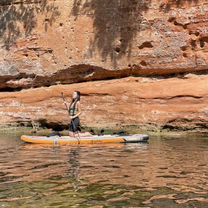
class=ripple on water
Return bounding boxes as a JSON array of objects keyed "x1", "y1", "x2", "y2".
[{"x1": 0, "y1": 135, "x2": 208, "y2": 207}]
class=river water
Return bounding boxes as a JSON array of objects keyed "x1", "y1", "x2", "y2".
[{"x1": 0, "y1": 134, "x2": 208, "y2": 208}]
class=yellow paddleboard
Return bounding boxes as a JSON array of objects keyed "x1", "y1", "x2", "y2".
[{"x1": 21, "y1": 134, "x2": 149, "y2": 145}]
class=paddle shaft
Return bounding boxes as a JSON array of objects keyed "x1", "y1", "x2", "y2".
[{"x1": 61, "y1": 93, "x2": 80, "y2": 142}]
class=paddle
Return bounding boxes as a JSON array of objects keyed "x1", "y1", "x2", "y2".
[
  {"x1": 61, "y1": 93, "x2": 107, "y2": 138},
  {"x1": 61, "y1": 92, "x2": 80, "y2": 142}
]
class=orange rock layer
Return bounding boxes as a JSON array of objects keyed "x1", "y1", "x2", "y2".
[
  {"x1": 0, "y1": 0, "x2": 208, "y2": 89},
  {"x1": 0, "y1": 0, "x2": 208, "y2": 132},
  {"x1": 0, "y1": 76, "x2": 208, "y2": 132}
]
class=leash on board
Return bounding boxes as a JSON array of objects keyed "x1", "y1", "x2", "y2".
[{"x1": 61, "y1": 92, "x2": 80, "y2": 144}]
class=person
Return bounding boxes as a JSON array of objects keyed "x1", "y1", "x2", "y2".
[{"x1": 64, "y1": 91, "x2": 92, "y2": 137}]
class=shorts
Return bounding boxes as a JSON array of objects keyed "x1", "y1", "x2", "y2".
[{"x1": 69, "y1": 117, "x2": 81, "y2": 132}]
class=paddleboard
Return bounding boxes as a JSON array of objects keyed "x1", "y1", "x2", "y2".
[{"x1": 21, "y1": 134, "x2": 149, "y2": 145}]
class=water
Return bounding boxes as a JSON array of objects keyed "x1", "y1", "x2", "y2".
[{"x1": 0, "y1": 134, "x2": 208, "y2": 208}]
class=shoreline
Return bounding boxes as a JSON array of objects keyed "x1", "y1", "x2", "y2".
[{"x1": 0, "y1": 125, "x2": 207, "y2": 138}]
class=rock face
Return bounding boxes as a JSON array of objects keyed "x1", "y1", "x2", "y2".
[
  {"x1": 0, "y1": 0, "x2": 208, "y2": 132},
  {"x1": 1, "y1": 76, "x2": 208, "y2": 133}
]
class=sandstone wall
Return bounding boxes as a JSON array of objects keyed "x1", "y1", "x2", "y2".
[
  {"x1": 1, "y1": 76, "x2": 208, "y2": 133},
  {"x1": 0, "y1": 0, "x2": 208, "y2": 132}
]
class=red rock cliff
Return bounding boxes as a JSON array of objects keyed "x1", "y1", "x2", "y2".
[{"x1": 0, "y1": 0, "x2": 208, "y2": 132}]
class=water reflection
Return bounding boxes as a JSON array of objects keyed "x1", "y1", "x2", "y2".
[
  {"x1": 0, "y1": 135, "x2": 208, "y2": 207},
  {"x1": 68, "y1": 147, "x2": 81, "y2": 192}
]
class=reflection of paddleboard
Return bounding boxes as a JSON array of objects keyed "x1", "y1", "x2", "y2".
[{"x1": 21, "y1": 134, "x2": 149, "y2": 145}]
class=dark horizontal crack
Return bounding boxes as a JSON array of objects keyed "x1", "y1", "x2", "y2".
[
  {"x1": 1, "y1": 64, "x2": 208, "y2": 93},
  {"x1": 166, "y1": 95, "x2": 203, "y2": 100},
  {"x1": 153, "y1": 95, "x2": 202, "y2": 100},
  {"x1": 137, "y1": 95, "x2": 203, "y2": 100}
]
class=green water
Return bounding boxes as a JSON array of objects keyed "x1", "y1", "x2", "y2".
[{"x1": 0, "y1": 134, "x2": 208, "y2": 207}]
